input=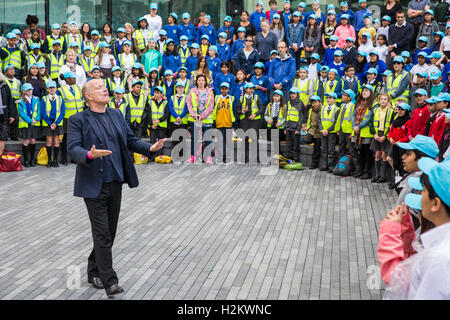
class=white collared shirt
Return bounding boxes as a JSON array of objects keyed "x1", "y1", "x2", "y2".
[{"x1": 406, "y1": 222, "x2": 450, "y2": 299}]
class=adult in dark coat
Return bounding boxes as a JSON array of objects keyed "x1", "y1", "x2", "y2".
[
  {"x1": 0, "y1": 77, "x2": 18, "y2": 155},
  {"x1": 67, "y1": 79, "x2": 165, "y2": 297}
]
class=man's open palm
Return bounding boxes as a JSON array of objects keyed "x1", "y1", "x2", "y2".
[
  {"x1": 150, "y1": 138, "x2": 167, "y2": 152},
  {"x1": 90, "y1": 145, "x2": 112, "y2": 158}
]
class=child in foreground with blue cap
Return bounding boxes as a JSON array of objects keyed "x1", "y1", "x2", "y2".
[
  {"x1": 211, "y1": 82, "x2": 234, "y2": 163},
  {"x1": 283, "y1": 88, "x2": 305, "y2": 162},
  {"x1": 264, "y1": 89, "x2": 285, "y2": 146},
  {"x1": 108, "y1": 87, "x2": 130, "y2": 124},
  {"x1": 319, "y1": 92, "x2": 340, "y2": 172},
  {"x1": 379, "y1": 157, "x2": 450, "y2": 299}
]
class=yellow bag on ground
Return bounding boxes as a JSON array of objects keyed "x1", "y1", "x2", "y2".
[
  {"x1": 154, "y1": 155, "x2": 172, "y2": 164},
  {"x1": 134, "y1": 153, "x2": 149, "y2": 164},
  {"x1": 37, "y1": 146, "x2": 48, "y2": 166}
]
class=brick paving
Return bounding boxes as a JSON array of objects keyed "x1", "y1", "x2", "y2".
[{"x1": 0, "y1": 163, "x2": 396, "y2": 300}]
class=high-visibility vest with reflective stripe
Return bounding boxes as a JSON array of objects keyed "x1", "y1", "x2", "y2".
[
  {"x1": 27, "y1": 39, "x2": 44, "y2": 51},
  {"x1": 187, "y1": 90, "x2": 214, "y2": 124},
  {"x1": 373, "y1": 106, "x2": 394, "y2": 136},
  {"x1": 108, "y1": 98, "x2": 127, "y2": 118},
  {"x1": 179, "y1": 47, "x2": 190, "y2": 66},
  {"x1": 212, "y1": 95, "x2": 235, "y2": 124},
  {"x1": 358, "y1": 107, "x2": 375, "y2": 138},
  {"x1": 134, "y1": 29, "x2": 152, "y2": 51},
  {"x1": 46, "y1": 35, "x2": 65, "y2": 51},
  {"x1": 294, "y1": 79, "x2": 311, "y2": 106},
  {"x1": 42, "y1": 96, "x2": 64, "y2": 126},
  {"x1": 265, "y1": 103, "x2": 285, "y2": 129},
  {"x1": 18, "y1": 97, "x2": 41, "y2": 129},
  {"x1": 26, "y1": 53, "x2": 45, "y2": 67},
  {"x1": 320, "y1": 104, "x2": 340, "y2": 133},
  {"x1": 79, "y1": 56, "x2": 95, "y2": 74},
  {"x1": 118, "y1": 53, "x2": 137, "y2": 69},
  {"x1": 126, "y1": 93, "x2": 146, "y2": 124},
  {"x1": 340, "y1": 102, "x2": 355, "y2": 134},
  {"x1": 5, "y1": 78, "x2": 21, "y2": 101},
  {"x1": 239, "y1": 95, "x2": 260, "y2": 120},
  {"x1": 387, "y1": 71, "x2": 410, "y2": 104},
  {"x1": 106, "y1": 77, "x2": 127, "y2": 93},
  {"x1": 1, "y1": 48, "x2": 22, "y2": 70},
  {"x1": 323, "y1": 80, "x2": 340, "y2": 106},
  {"x1": 65, "y1": 34, "x2": 83, "y2": 55},
  {"x1": 58, "y1": 85, "x2": 84, "y2": 118},
  {"x1": 150, "y1": 100, "x2": 168, "y2": 128},
  {"x1": 170, "y1": 95, "x2": 189, "y2": 124},
  {"x1": 49, "y1": 53, "x2": 64, "y2": 79},
  {"x1": 286, "y1": 101, "x2": 300, "y2": 122}
]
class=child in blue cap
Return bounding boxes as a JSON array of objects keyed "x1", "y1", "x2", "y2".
[
  {"x1": 163, "y1": 13, "x2": 182, "y2": 45},
  {"x1": 179, "y1": 13, "x2": 196, "y2": 46},
  {"x1": 217, "y1": 16, "x2": 234, "y2": 45}
]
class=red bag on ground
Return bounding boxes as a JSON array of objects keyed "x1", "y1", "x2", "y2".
[{"x1": 0, "y1": 150, "x2": 23, "y2": 172}]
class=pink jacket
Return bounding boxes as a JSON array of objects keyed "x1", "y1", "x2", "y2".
[
  {"x1": 377, "y1": 212, "x2": 417, "y2": 285},
  {"x1": 334, "y1": 25, "x2": 356, "y2": 50},
  {"x1": 186, "y1": 87, "x2": 214, "y2": 120}
]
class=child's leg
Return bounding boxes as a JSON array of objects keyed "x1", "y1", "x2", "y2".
[
  {"x1": 22, "y1": 139, "x2": 30, "y2": 166},
  {"x1": 293, "y1": 132, "x2": 300, "y2": 162},
  {"x1": 320, "y1": 135, "x2": 328, "y2": 170},
  {"x1": 373, "y1": 150, "x2": 382, "y2": 181},
  {"x1": 378, "y1": 151, "x2": 388, "y2": 182},
  {"x1": 327, "y1": 133, "x2": 337, "y2": 169},
  {"x1": 53, "y1": 133, "x2": 60, "y2": 166},
  {"x1": 46, "y1": 135, "x2": 53, "y2": 165},
  {"x1": 312, "y1": 137, "x2": 321, "y2": 168}
]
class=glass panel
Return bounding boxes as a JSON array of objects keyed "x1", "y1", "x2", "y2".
[
  {"x1": 111, "y1": 0, "x2": 169, "y2": 30},
  {"x1": 49, "y1": 0, "x2": 108, "y2": 30},
  {"x1": 172, "y1": 0, "x2": 226, "y2": 29},
  {"x1": 1, "y1": 0, "x2": 45, "y2": 35}
]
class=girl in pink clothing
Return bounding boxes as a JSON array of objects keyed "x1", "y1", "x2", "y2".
[
  {"x1": 334, "y1": 14, "x2": 356, "y2": 49},
  {"x1": 186, "y1": 74, "x2": 215, "y2": 164}
]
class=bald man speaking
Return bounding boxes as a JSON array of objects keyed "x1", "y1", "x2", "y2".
[{"x1": 68, "y1": 79, "x2": 165, "y2": 297}]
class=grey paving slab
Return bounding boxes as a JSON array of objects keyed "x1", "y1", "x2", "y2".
[{"x1": 0, "y1": 162, "x2": 397, "y2": 300}]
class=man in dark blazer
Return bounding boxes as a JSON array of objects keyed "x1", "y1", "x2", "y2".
[
  {"x1": 0, "y1": 77, "x2": 17, "y2": 155},
  {"x1": 68, "y1": 79, "x2": 165, "y2": 297}
]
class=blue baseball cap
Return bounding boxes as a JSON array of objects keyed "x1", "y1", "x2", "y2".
[
  {"x1": 425, "y1": 97, "x2": 438, "y2": 104},
  {"x1": 201, "y1": 34, "x2": 210, "y2": 40},
  {"x1": 289, "y1": 87, "x2": 300, "y2": 94},
  {"x1": 357, "y1": 51, "x2": 367, "y2": 57},
  {"x1": 327, "y1": 10, "x2": 336, "y2": 15},
  {"x1": 182, "y1": 13, "x2": 191, "y2": 20},
  {"x1": 443, "y1": 108, "x2": 450, "y2": 119},
  {"x1": 164, "y1": 69, "x2": 173, "y2": 76},
  {"x1": 132, "y1": 62, "x2": 142, "y2": 69},
  {"x1": 30, "y1": 43, "x2": 41, "y2": 50},
  {"x1": 418, "y1": 36, "x2": 429, "y2": 43},
  {"x1": 98, "y1": 41, "x2": 109, "y2": 49},
  {"x1": 273, "y1": 14, "x2": 281, "y2": 19},
  {"x1": 224, "y1": 16, "x2": 233, "y2": 22},
  {"x1": 178, "y1": 66, "x2": 188, "y2": 73},
  {"x1": 417, "y1": 51, "x2": 428, "y2": 58},
  {"x1": 169, "y1": 12, "x2": 178, "y2": 20},
  {"x1": 405, "y1": 158, "x2": 450, "y2": 210},
  {"x1": 433, "y1": 31, "x2": 445, "y2": 38},
  {"x1": 413, "y1": 88, "x2": 428, "y2": 96},
  {"x1": 63, "y1": 71, "x2": 76, "y2": 79},
  {"x1": 69, "y1": 21, "x2": 78, "y2": 27},
  {"x1": 333, "y1": 49, "x2": 343, "y2": 56},
  {"x1": 209, "y1": 45, "x2": 218, "y2": 52},
  {"x1": 330, "y1": 35, "x2": 338, "y2": 42},
  {"x1": 175, "y1": 81, "x2": 186, "y2": 88},
  {"x1": 91, "y1": 65, "x2": 101, "y2": 72},
  {"x1": 340, "y1": 1, "x2": 348, "y2": 7},
  {"x1": 362, "y1": 84, "x2": 374, "y2": 92},
  {"x1": 397, "y1": 102, "x2": 411, "y2": 111},
  {"x1": 244, "y1": 82, "x2": 255, "y2": 89},
  {"x1": 428, "y1": 51, "x2": 442, "y2": 59},
  {"x1": 346, "y1": 37, "x2": 355, "y2": 43},
  {"x1": 46, "y1": 80, "x2": 57, "y2": 88},
  {"x1": 359, "y1": 0, "x2": 367, "y2": 3},
  {"x1": 363, "y1": 13, "x2": 371, "y2": 19},
  {"x1": 309, "y1": 14, "x2": 318, "y2": 20},
  {"x1": 159, "y1": 29, "x2": 167, "y2": 36},
  {"x1": 430, "y1": 70, "x2": 442, "y2": 80},
  {"x1": 328, "y1": 68, "x2": 338, "y2": 75},
  {"x1": 254, "y1": 62, "x2": 265, "y2": 69},
  {"x1": 111, "y1": 66, "x2": 122, "y2": 73},
  {"x1": 180, "y1": 35, "x2": 188, "y2": 41},
  {"x1": 298, "y1": 2, "x2": 306, "y2": 8},
  {"x1": 51, "y1": 23, "x2": 61, "y2": 29},
  {"x1": 343, "y1": 89, "x2": 355, "y2": 103},
  {"x1": 293, "y1": 11, "x2": 302, "y2": 17},
  {"x1": 117, "y1": 27, "x2": 126, "y2": 33},
  {"x1": 204, "y1": 14, "x2": 211, "y2": 21},
  {"x1": 270, "y1": 50, "x2": 279, "y2": 56},
  {"x1": 381, "y1": 15, "x2": 391, "y2": 22},
  {"x1": 37, "y1": 61, "x2": 46, "y2": 69},
  {"x1": 393, "y1": 56, "x2": 405, "y2": 64},
  {"x1": 397, "y1": 134, "x2": 439, "y2": 159},
  {"x1": 401, "y1": 51, "x2": 410, "y2": 58},
  {"x1": 70, "y1": 42, "x2": 80, "y2": 48},
  {"x1": 273, "y1": 89, "x2": 283, "y2": 96},
  {"x1": 220, "y1": 82, "x2": 230, "y2": 89},
  {"x1": 6, "y1": 32, "x2": 16, "y2": 39},
  {"x1": 361, "y1": 32, "x2": 371, "y2": 39},
  {"x1": 311, "y1": 53, "x2": 320, "y2": 60},
  {"x1": 320, "y1": 65, "x2": 330, "y2": 72},
  {"x1": 369, "y1": 50, "x2": 379, "y2": 56},
  {"x1": 150, "y1": 2, "x2": 158, "y2": 9},
  {"x1": 425, "y1": 9, "x2": 434, "y2": 16},
  {"x1": 27, "y1": 63, "x2": 38, "y2": 71},
  {"x1": 237, "y1": 26, "x2": 247, "y2": 33},
  {"x1": 256, "y1": 1, "x2": 264, "y2": 6},
  {"x1": 91, "y1": 30, "x2": 100, "y2": 36},
  {"x1": 149, "y1": 67, "x2": 158, "y2": 73},
  {"x1": 12, "y1": 29, "x2": 21, "y2": 35},
  {"x1": 310, "y1": 95, "x2": 321, "y2": 101},
  {"x1": 114, "y1": 87, "x2": 125, "y2": 94},
  {"x1": 382, "y1": 70, "x2": 392, "y2": 76},
  {"x1": 22, "y1": 83, "x2": 33, "y2": 91},
  {"x1": 341, "y1": 14, "x2": 350, "y2": 20},
  {"x1": 132, "y1": 80, "x2": 144, "y2": 87},
  {"x1": 325, "y1": 92, "x2": 338, "y2": 99},
  {"x1": 366, "y1": 67, "x2": 378, "y2": 75},
  {"x1": 83, "y1": 45, "x2": 93, "y2": 52},
  {"x1": 438, "y1": 92, "x2": 450, "y2": 101},
  {"x1": 218, "y1": 32, "x2": 227, "y2": 38},
  {"x1": 191, "y1": 43, "x2": 200, "y2": 49},
  {"x1": 166, "y1": 38, "x2": 175, "y2": 44},
  {"x1": 416, "y1": 71, "x2": 428, "y2": 78}
]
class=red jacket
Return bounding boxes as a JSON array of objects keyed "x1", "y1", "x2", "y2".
[
  {"x1": 388, "y1": 120, "x2": 411, "y2": 143},
  {"x1": 428, "y1": 112, "x2": 449, "y2": 147},
  {"x1": 407, "y1": 104, "x2": 430, "y2": 140},
  {"x1": 265, "y1": 10, "x2": 281, "y2": 21},
  {"x1": 377, "y1": 212, "x2": 416, "y2": 284}
]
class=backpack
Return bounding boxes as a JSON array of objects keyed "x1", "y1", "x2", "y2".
[
  {"x1": 333, "y1": 154, "x2": 353, "y2": 176},
  {"x1": 435, "y1": 1, "x2": 449, "y2": 23}
]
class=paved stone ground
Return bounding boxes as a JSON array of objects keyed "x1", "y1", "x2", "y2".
[{"x1": 0, "y1": 163, "x2": 396, "y2": 300}]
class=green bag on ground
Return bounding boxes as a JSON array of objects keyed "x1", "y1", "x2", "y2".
[{"x1": 283, "y1": 162, "x2": 304, "y2": 170}]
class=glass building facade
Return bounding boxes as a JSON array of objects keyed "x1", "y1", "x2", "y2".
[{"x1": 0, "y1": 0, "x2": 414, "y2": 36}]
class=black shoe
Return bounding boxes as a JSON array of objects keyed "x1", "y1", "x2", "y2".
[
  {"x1": 319, "y1": 167, "x2": 329, "y2": 171},
  {"x1": 88, "y1": 277, "x2": 104, "y2": 289},
  {"x1": 30, "y1": 160, "x2": 36, "y2": 167},
  {"x1": 62, "y1": 159, "x2": 68, "y2": 166},
  {"x1": 24, "y1": 161, "x2": 30, "y2": 168},
  {"x1": 359, "y1": 173, "x2": 372, "y2": 180},
  {"x1": 327, "y1": 169, "x2": 334, "y2": 173},
  {"x1": 309, "y1": 166, "x2": 317, "y2": 170},
  {"x1": 377, "y1": 178, "x2": 387, "y2": 183},
  {"x1": 105, "y1": 284, "x2": 124, "y2": 297},
  {"x1": 53, "y1": 160, "x2": 59, "y2": 167},
  {"x1": 388, "y1": 182, "x2": 396, "y2": 189},
  {"x1": 371, "y1": 176, "x2": 380, "y2": 183},
  {"x1": 353, "y1": 171, "x2": 363, "y2": 178}
]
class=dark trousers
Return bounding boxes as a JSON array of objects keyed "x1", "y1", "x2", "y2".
[
  {"x1": 8, "y1": 118, "x2": 19, "y2": 139},
  {"x1": 84, "y1": 182, "x2": 123, "y2": 288},
  {"x1": 190, "y1": 123, "x2": 212, "y2": 159},
  {"x1": 349, "y1": 140, "x2": 361, "y2": 172},
  {"x1": 339, "y1": 132, "x2": 351, "y2": 158},
  {"x1": 150, "y1": 126, "x2": 168, "y2": 156},
  {"x1": 289, "y1": 48, "x2": 302, "y2": 70},
  {"x1": 311, "y1": 137, "x2": 321, "y2": 167},
  {"x1": 391, "y1": 144, "x2": 406, "y2": 176},
  {"x1": 359, "y1": 142, "x2": 373, "y2": 175},
  {"x1": 286, "y1": 130, "x2": 300, "y2": 161},
  {"x1": 320, "y1": 133, "x2": 337, "y2": 169},
  {"x1": 216, "y1": 127, "x2": 232, "y2": 162},
  {"x1": 240, "y1": 118, "x2": 261, "y2": 163}
]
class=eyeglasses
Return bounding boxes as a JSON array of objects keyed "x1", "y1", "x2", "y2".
[{"x1": 245, "y1": 39, "x2": 253, "y2": 42}]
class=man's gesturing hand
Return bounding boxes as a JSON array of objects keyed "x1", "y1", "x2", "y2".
[
  {"x1": 90, "y1": 145, "x2": 112, "y2": 158},
  {"x1": 150, "y1": 138, "x2": 167, "y2": 152}
]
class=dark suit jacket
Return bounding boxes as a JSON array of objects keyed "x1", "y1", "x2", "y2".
[{"x1": 68, "y1": 107, "x2": 153, "y2": 198}]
